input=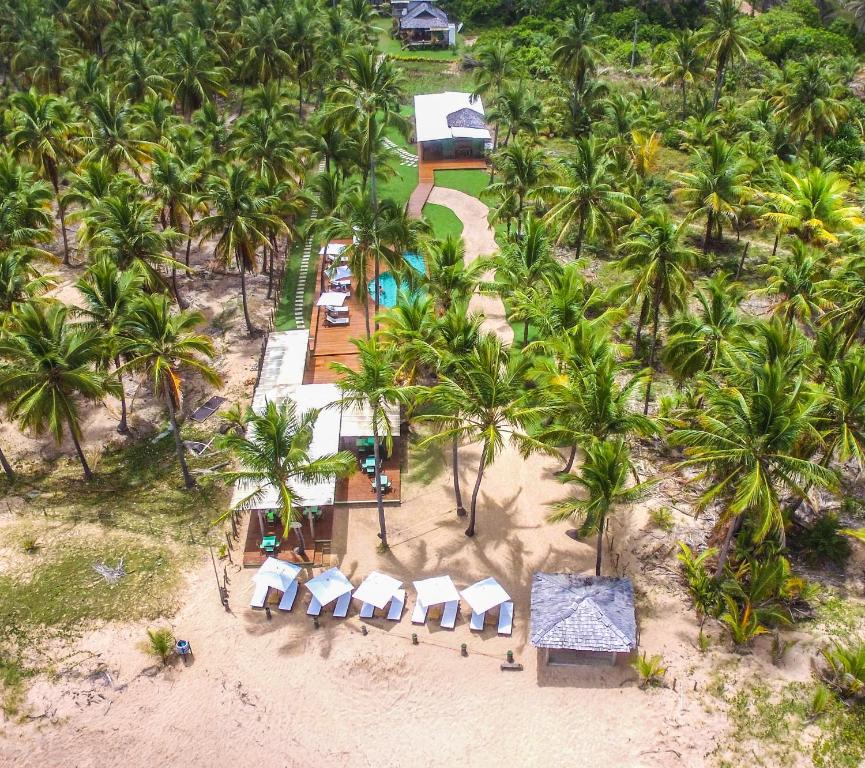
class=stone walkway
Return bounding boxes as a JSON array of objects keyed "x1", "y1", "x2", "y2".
[
  {"x1": 383, "y1": 137, "x2": 418, "y2": 167},
  {"x1": 426, "y1": 186, "x2": 513, "y2": 343}
]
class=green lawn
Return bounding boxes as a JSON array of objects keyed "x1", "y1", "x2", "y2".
[
  {"x1": 422, "y1": 202, "x2": 463, "y2": 239},
  {"x1": 378, "y1": 160, "x2": 418, "y2": 206},
  {"x1": 275, "y1": 236, "x2": 319, "y2": 331},
  {"x1": 434, "y1": 169, "x2": 490, "y2": 199}
]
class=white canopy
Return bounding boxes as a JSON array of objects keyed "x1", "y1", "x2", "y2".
[
  {"x1": 414, "y1": 92, "x2": 491, "y2": 143},
  {"x1": 252, "y1": 557, "x2": 302, "y2": 592},
  {"x1": 317, "y1": 291, "x2": 347, "y2": 307},
  {"x1": 339, "y1": 401, "x2": 401, "y2": 438},
  {"x1": 320, "y1": 242, "x2": 347, "y2": 257},
  {"x1": 251, "y1": 330, "x2": 309, "y2": 413},
  {"x1": 353, "y1": 571, "x2": 402, "y2": 609},
  {"x1": 414, "y1": 575, "x2": 460, "y2": 607},
  {"x1": 460, "y1": 577, "x2": 510, "y2": 614},
  {"x1": 332, "y1": 266, "x2": 352, "y2": 281},
  {"x1": 305, "y1": 567, "x2": 353, "y2": 606}
]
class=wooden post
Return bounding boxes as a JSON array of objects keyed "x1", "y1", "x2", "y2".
[{"x1": 225, "y1": 532, "x2": 233, "y2": 564}]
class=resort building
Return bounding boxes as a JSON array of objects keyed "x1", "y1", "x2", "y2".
[
  {"x1": 395, "y1": 1, "x2": 456, "y2": 49},
  {"x1": 530, "y1": 573, "x2": 637, "y2": 666}
]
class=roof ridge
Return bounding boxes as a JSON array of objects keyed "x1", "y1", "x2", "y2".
[{"x1": 578, "y1": 596, "x2": 633, "y2": 648}]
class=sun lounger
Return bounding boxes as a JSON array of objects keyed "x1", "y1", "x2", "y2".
[
  {"x1": 470, "y1": 610, "x2": 485, "y2": 631},
  {"x1": 326, "y1": 305, "x2": 349, "y2": 316},
  {"x1": 333, "y1": 592, "x2": 351, "y2": 618},
  {"x1": 411, "y1": 600, "x2": 428, "y2": 625},
  {"x1": 250, "y1": 581, "x2": 269, "y2": 609},
  {"x1": 359, "y1": 601, "x2": 375, "y2": 619},
  {"x1": 307, "y1": 596, "x2": 322, "y2": 616},
  {"x1": 325, "y1": 314, "x2": 350, "y2": 327},
  {"x1": 190, "y1": 395, "x2": 227, "y2": 423},
  {"x1": 498, "y1": 601, "x2": 513, "y2": 636},
  {"x1": 441, "y1": 600, "x2": 459, "y2": 630},
  {"x1": 277, "y1": 581, "x2": 298, "y2": 611},
  {"x1": 387, "y1": 589, "x2": 405, "y2": 621}
]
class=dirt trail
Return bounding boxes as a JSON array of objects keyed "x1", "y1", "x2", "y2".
[{"x1": 426, "y1": 186, "x2": 514, "y2": 344}]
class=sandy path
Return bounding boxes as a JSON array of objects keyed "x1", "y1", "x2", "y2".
[{"x1": 426, "y1": 187, "x2": 514, "y2": 344}]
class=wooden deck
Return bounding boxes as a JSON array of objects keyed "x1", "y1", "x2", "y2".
[
  {"x1": 241, "y1": 507, "x2": 336, "y2": 567},
  {"x1": 417, "y1": 158, "x2": 488, "y2": 183},
  {"x1": 407, "y1": 181, "x2": 434, "y2": 219},
  {"x1": 335, "y1": 442, "x2": 402, "y2": 505}
]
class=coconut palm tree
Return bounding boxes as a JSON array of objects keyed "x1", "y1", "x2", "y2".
[
  {"x1": 64, "y1": 0, "x2": 114, "y2": 55},
  {"x1": 0, "y1": 248, "x2": 55, "y2": 315},
  {"x1": 818, "y1": 346, "x2": 865, "y2": 471},
  {"x1": 231, "y1": 109, "x2": 302, "y2": 184},
  {"x1": 81, "y1": 89, "x2": 156, "y2": 173},
  {"x1": 121, "y1": 294, "x2": 221, "y2": 488},
  {"x1": 7, "y1": 89, "x2": 80, "y2": 265},
  {"x1": 698, "y1": 0, "x2": 754, "y2": 109},
  {"x1": 419, "y1": 333, "x2": 539, "y2": 537},
  {"x1": 819, "y1": 257, "x2": 865, "y2": 356},
  {"x1": 669, "y1": 361, "x2": 836, "y2": 576},
  {"x1": 487, "y1": 82, "x2": 542, "y2": 149},
  {"x1": 755, "y1": 241, "x2": 829, "y2": 328},
  {"x1": 549, "y1": 438, "x2": 647, "y2": 576},
  {"x1": 472, "y1": 40, "x2": 516, "y2": 100},
  {"x1": 544, "y1": 137, "x2": 637, "y2": 256},
  {"x1": 654, "y1": 30, "x2": 705, "y2": 119},
  {"x1": 164, "y1": 30, "x2": 228, "y2": 119},
  {"x1": 485, "y1": 144, "x2": 554, "y2": 235},
  {"x1": 75, "y1": 258, "x2": 142, "y2": 434},
  {"x1": 376, "y1": 292, "x2": 438, "y2": 384},
  {"x1": 116, "y1": 39, "x2": 170, "y2": 103},
  {"x1": 220, "y1": 400, "x2": 355, "y2": 550},
  {"x1": 196, "y1": 165, "x2": 285, "y2": 336},
  {"x1": 0, "y1": 301, "x2": 116, "y2": 480},
  {"x1": 11, "y1": 17, "x2": 70, "y2": 93},
  {"x1": 619, "y1": 209, "x2": 697, "y2": 411},
  {"x1": 770, "y1": 57, "x2": 848, "y2": 145},
  {"x1": 423, "y1": 235, "x2": 483, "y2": 313},
  {"x1": 673, "y1": 135, "x2": 749, "y2": 253},
  {"x1": 332, "y1": 337, "x2": 406, "y2": 548},
  {"x1": 551, "y1": 6, "x2": 605, "y2": 93},
  {"x1": 0, "y1": 153, "x2": 54, "y2": 250}
]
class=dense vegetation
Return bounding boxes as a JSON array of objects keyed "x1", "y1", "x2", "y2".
[{"x1": 2, "y1": 0, "x2": 865, "y2": 747}]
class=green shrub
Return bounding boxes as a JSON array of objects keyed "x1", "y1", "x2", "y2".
[
  {"x1": 794, "y1": 513, "x2": 852, "y2": 568},
  {"x1": 632, "y1": 652, "x2": 667, "y2": 689},
  {"x1": 821, "y1": 641, "x2": 865, "y2": 700},
  {"x1": 144, "y1": 627, "x2": 175, "y2": 666},
  {"x1": 650, "y1": 507, "x2": 674, "y2": 532}
]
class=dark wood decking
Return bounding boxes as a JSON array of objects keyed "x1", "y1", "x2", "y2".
[
  {"x1": 407, "y1": 181, "x2": 434, "y2": 219},
  {"x1": 335, "y1": 445, "x2": 402, "y2": 505},
  {"x1": 241, "y1": 507, "x2": 335, "y2": 567},
  {"x1": 417, "y1": 158, "x2": 488, "y2": 183}
]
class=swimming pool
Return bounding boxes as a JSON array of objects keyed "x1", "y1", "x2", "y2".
[{"x1": 368, "y1": 253, "x2": 426, "y2": 309}]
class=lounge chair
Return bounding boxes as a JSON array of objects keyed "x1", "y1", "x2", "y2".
[
  {"x1": 469, "y1": 610, "x2": 485, "y2": 631},
  {"x1": 387, "y1": 589, "x2": 406, "y2": 621},
  {"x1": 325, "y1": 314, "x2": 349, "y2": 327},
  {"x1": 359, "y1": 601, "x2": 375, "y2": 619},
  {"x1": 498, "y1": 601, "x2": 513, "y2": 636},
  {"x1": 277, "y1": 581, "x2": 299, "y2": 611},
  {"x1": 333, "y1": 592, "x2": 351, "y2": 618},
  {"x1": 250, "y1": 582, "x2": 269, "y2": 609},
  {"x1": 441, "y1": 600, "x2": 459, "y2": 630},
  {"x1": 327, "y1": 305, "x2": 349, "y2": 316},
  {"x1": 411, "y1": 600, "x2": 428, "y2": 624},
  {"x1": 307, "y1": 595, "x2": 322, "y2": 616}
]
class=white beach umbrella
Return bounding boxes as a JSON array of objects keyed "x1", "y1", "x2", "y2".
[
  {"x1": 252, "y1": 557, "x2": 302, "y2": 592},
  {"x1": 460, "y1": 577, "x2": 510, "y2": 614},
  {"x1": 320, "y1": 242, "x2": 347, "y2": 257},
  {"x1": 353, "y1": 571, "x2": 402, "y2": 609},
  {"x1": 413, "y1": 575, "x2": 460, "y2": 608},
  {"x1": 317, "y1": 292, "x2": 347, "y2": 307},
  {"x1": 305, "y1": 567, "x2": 353, "y2": 607}
]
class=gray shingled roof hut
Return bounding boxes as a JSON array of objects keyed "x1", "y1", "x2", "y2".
[
  {"x1": 398, "y1": 1, "x2": 450, "y2": 31},
  {"x1": 530, "y1": 573, "x2": 637, "y2": 666},
  {"x1": 446, "y1": 107, "x2": 487, "y2": 131}
]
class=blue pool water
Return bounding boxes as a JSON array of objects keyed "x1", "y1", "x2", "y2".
[{"x1": 368, "y1": 253, "x2": 426, "y2": 309}]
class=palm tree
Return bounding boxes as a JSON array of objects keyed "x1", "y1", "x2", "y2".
[
  {"x1": 82, "y1": 89, "x2": 156, "y2": 173},
  {"x1": 762, "y1": 169, "x2": 862, "y2": 249},
  {"x1": 673, "y1": 135, "x2": 749, "y2": 253},
  {"x1": 619, "y1": 209, "x2": 697, "y2": 412},
  {"x1": 419, "y1": 333, "x2": 539, "y2": 537},
  {"x1": 755, "y1": 241, "x2": 829, "y2": 328},
  {"x1": 472, "y1": 40, "x2": 515, "y2": 100},
  {"x1": 64, "y1": 0, "x2": 114, "y2": 55},
  {"x1": 770, "y1": 57, "x2": 848, "y2": 145},
  {"x1": 544, "y1": 137, "x2": 637, "y2": 257},
  {"x1": 8, "y1": 89, "x2": 80, "y2": 265},
  {"x1": 669, "y1": 362, "x2": 836, "y2": 576},
  {"x1": 654, "y1": 30, "x2": 704, "y2": 119},
  {"x1": 551, "y1": 6, "x2": 605, "y2": 93},
  {"x1": 0, "y1": 248, "x2": 55, "y2": 315},
  {"x1": 698, "y1": 0, "x2": 755, "y2": 109},
  {"x1": 121, "y1": 295, "x2": 221, "y2": 488},
  {"x1": 487, "y1": 217, "x2": 560, "y2": 346},
  {"x1": 376, "y1": 292, "x2": 438, "y2": 385},
  {"x1": 485, "y1": 143, "x2": 554, "y2": 235},
  {"x1": 423, "y1": 235, "x2": 483, "y2": 312},
  {"x1": 549, "y1": 438, "x2": 647, "y2": 576},
  {"x1": 220, "y1": 400, "x2": 355, "y2": 551},
  {"x1": 0, "y1": 301, "x2": 116, "y2": 480},
  {"x1": 0, "y1": 153, "x2": 54, "y2": 250},
  {"x1": 819, "y1": 257, "x2": 865, "y2": 355},
  {"x1": 75, "y1": 259, "x2": 141, "y2": 434},
  {"x1": 332, "y1": 337, "x2": 406, "y2": 548},
  {"x1": 231, "y1": 109, "x2": 302, "y2": 184},
  {"x1": 11, "y1": 17, "x2": 70, "y2": 93},
  {"x1": 117, "y1": 40, "x2": 169, "y2": 103},
  {"x1": 196, "y1": 165, "x2": 285, "y2": 336},
  {"x1": 818, "y1": 347, "x2": 865, "y2": 471},
  {"x1": 164, "y1": 30, "x2": 227, "y2": 119}
]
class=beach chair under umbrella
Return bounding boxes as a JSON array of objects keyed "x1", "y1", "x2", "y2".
[
  {"x1": 305, "y1": 567, "x2": 354, "y2": 618},
  {"x1": 353, "y1": 571, "x2": 402, "y2": 619},
  {"x1": 412, "y1": 575, "x2": 461, "y2": 629},
  {"x1": 460, "y1": 577, "x2": 511, "y2": 632},
  {"x1": 250, "y1": 557, "x2": 302, "y2": 610}
]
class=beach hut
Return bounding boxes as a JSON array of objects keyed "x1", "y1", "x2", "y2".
[
  {"x1": 250, "y1": 557, "x2": 302, "y2": 610},
  {"x1": 460, "y1": 577, "x2": 513, "y2": 634},
  {"x1": 305, "y1": 566, "x2": 354, "y2": 618},
  {"x1": 530, "y1": 573, "x2": 637, "y2": 666},
  {"x1": 413, "y1": 575, "x2": 460, "y2": 628},
  {"x1": 353, "y1": 571, "x2": 404, "y2": 619}
]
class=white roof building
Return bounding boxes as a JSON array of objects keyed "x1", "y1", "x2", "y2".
[
  {"x1": 251, "y1": 330, "x2": 309, "y2": 414},
  {"x1": 413, "y1": 92, "x2": 491, "y2": 143}
]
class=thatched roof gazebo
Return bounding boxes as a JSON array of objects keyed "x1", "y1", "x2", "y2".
[{"x1": 530, "y1": 573, "x2": 637, "y2": 666}]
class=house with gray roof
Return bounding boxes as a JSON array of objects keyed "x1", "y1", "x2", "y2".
[
  {"x1": 530, "y1": 573, "x2": 637, "y2": 666},
  {"x1": 396, "y1": 1, "x2": 454, "y2": 49}
]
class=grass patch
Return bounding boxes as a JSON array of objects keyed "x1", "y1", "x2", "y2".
[
  {"x1": 812, "y1": 587, "x2": 865, "y2": 641},
  {"x1": 276, "y1": 236, "x2": 318, "y2": 331},
  {"x1": 378, "y1": 160, "x2": 418, "y2": 206},
  {"x1": 396, "y1": 60, "x2": 474, "y2": 96},
  {"x1": 422, "y1": 202, "x2": 463, "y2": 239},
  {"x1": 373, "y1": 20, "x2": 461, "y2": 61},
  {"x1": 0, "y1": 654, "x2": 32, "y2": 717},
  {"x1": 434, "y1": 169, "x2": 490, "y2": 199}
]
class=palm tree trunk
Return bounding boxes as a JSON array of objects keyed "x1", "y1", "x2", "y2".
[
  {"x1": 58, "y1": 203, "x2": 71, "y2": 266},
  {"x1": 466, "y1": 447, "x2": 486, "y2": 537},
  {"x1": 643, "y1": 296, "x2": 661, "y2": 415},
  {"x1": 523, "y1": 319, "x2": 529, "y2": 348},
  {"x1": 681, "y1": 80, "x2": 687, "y2": 120},
  {"x1": 0, "y1": 442, "x2": 15, "y2": 481},
  {"x1": 703, "y1": 213, "x2": 713, "y2": 254},
  {"x1": 772, "y1": 231, "x2": 780, "y2": 257},
  {"x1": 363, "y1": 294, "x2": 372, "y2": 339},
  {"x1": 714, "y1": 512, "x2": 743, "y2": 579},
  {"x1": 735, "y1": 241, "x2": 750, "y2": 280},
  {"x1": 163, "y1": 379, "x2": 195, "y2": 489},
  {"x1": 561, "y1": 444, "x2": 577, "y2": 474},
  {"x1": 712, "y1": 60, "x2": 726, "y2": 110},
  {"x1": 575, "y1": 213, "x2": 587, "y2": 260},
  {"x1": 635, "y1": 296, "x2": 648, "y2": 347},
  {"x1": 114, "y1": 355, "x2": 129, "y2": 434},
  {"x1": 238, "y1": 256, "x2": 258, "y2": 336},
  {"x1": 185, "y1": 227, "x2": 193, "y2": 267},
  {"x1": 595, "y1": 515, "x2": 606, "y2": 576},
  {"x1": 452, "y1": 436, "x2": 466, "y2": 517},
  {"x1": 68, "y1": 422, "x2": 93, "y2": 481},
  {"x1": 373, "y1": 421, "x2": 387, "y2": 547}
]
